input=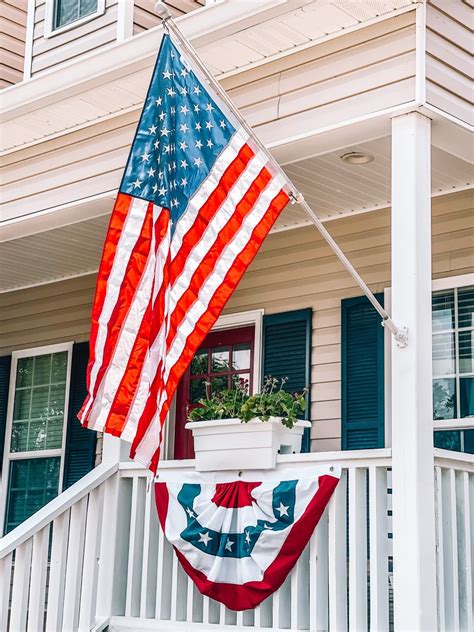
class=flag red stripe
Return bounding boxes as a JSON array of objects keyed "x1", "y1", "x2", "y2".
[
  {"x1": 105, "y1": 211, "x2": 171, "y2": 436},
  {"x1": 80, "y1": 193, "x2": 132, "y2": 416},
  {"x1": 82, "y1": 201, "x2": 154, "y2": 428},
  {"x1": 166, "y1": 167, "x2": 272, "y2": 348},
  {"x1": 169, "y1": 143, "x2": 254, "y2": 285}
]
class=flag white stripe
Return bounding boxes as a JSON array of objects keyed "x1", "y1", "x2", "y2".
[
  {"x1": 86, "y1": 242, "x2": 157, "y2": 431},
  {"x1": 170, "y1": 151, "x2": 268, "y2": 311},
  {"x1": 82, "y1": 197, "x2": 150, "y2": 421},
  {"x1": 120, "y1": 220, "x2": 171, "y2": 443},
  {"x1": 170, "y1": 128, "x2": 248, "y2": 260}
]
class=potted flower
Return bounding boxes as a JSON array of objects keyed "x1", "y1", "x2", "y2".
[{"x1": 185, "y1": 377, "x2": 311, "y2": 471}]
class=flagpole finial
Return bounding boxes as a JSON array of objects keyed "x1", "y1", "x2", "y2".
[{"x1": 155, "y1": 1, "x2": 172, "y2": 20}]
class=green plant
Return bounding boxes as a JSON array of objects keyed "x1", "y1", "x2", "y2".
[{"x1": 188, "y1": 376, "x2": 307, "y2": 429}]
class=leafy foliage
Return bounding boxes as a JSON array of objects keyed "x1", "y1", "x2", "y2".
[{"x1": 187, "y1": 376, "x2": 307, "y2": 429}]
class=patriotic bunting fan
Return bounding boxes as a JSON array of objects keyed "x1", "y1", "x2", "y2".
[
  {"x1": 155, "y1": 466, "x2": 340, "y2": 610},
  {"x1": 79, "y1": 34, "x2": 290, "y2": 471}
]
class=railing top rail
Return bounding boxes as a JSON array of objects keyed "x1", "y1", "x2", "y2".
[
  {"x1": 119, "y1": 448, "x2": 393, "y2": 477},
  {"x1": 434, "y1": 447, "x2": 474, "y2": 472},
  {"x1": 0, "y1": 461, "x2": 118, "y2": 558}
]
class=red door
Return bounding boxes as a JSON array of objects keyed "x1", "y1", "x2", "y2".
[{"x1": 174, "y1": 326, "x2": 255, "y2": 459}]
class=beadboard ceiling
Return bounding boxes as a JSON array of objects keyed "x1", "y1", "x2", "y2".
[{"x1": 1, "y1": 138, "x2": 472, "y2": 292}]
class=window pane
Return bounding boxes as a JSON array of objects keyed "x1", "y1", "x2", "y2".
[
  {"x1": 433, "y1": 378, "x2": 456, "y2": 420},
  {"x1": 191, "y1": 350, "x2": 208, "y2": 375},
  {"x1": 460, "y1": 377, "x2": 474, "y2": 418},
  {"x1": 434, "y1": 430, "x2": 461, "y2": 452},
  {"x1": 212, "y1": 348, "x2": 230, "y2": 373},
  {"x1": 33, "y1": 355, "x2": 52, "y2": 385},
  {"x1": 432, "y1": 333, "x2": 455, "y2": 376},
  {"x1": 16, "y1": 357, "x2": 33, "y2": 388},
  {"x1": 459, "y1": 330, "x2": 474, "y2": 374},
  {"x1": 13, "y1": 388, "x2": 31, "y2": 421},
  {"x1": 5, "y1": 458, "x2": 60, "y2": 534},
  {"x1": 10, "y1": 351, "x2": 68, "y2": 454},
  {"x1": 190, "y1": 378, "x2": 207, "y2": 403},
  {"x1": 232, "y1": 343, "x2": 251, "y2": 370},
  {"x1": 210, "y1": 375, "x2": 228, "y2": 393},
  {"x1": 432, "y1": 291, "x2": 455, "y2": 332},
  {"x1": 231, "y1": 373, "x2": 250, "y2": 393},
  {"x1": 55, "y1": 0, "x2": 97, "y2": 29},
  {"x1": 458, "y1": 287, "x2": 474, "y2": 329}
]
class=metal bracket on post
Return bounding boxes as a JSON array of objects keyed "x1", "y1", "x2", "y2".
[{"x1": 395, "y1": 326, "x2": 409, "y2": 348}]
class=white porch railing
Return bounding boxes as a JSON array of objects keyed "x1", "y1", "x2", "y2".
[{"x1": 0, "y1": 448, "x2": 472, "y2": 631}]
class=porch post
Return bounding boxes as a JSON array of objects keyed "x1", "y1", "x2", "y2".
[{"x1": 390, "y1": 111, "x2": 437, "y2": 630}]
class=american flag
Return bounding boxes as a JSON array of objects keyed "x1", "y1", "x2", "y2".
[{"x1": 79, "y1": 34, "x2": 289, "y2": 472}]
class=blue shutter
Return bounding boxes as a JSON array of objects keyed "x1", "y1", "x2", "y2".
[
  {"x1": 262, "y1": 309, "x2": 312, "y2": 452},
  {"x1": 63, "y1": 342, "x2": 96, "y2": 490},
  {"x1": 341, "y1": 294, "x2": 385, "y2": 450},
  {"x1": 0, "y1": 355, "x2": 12, "y2": 476}
]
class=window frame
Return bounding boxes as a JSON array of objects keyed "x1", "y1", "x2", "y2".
[
  {"x1": 384, "y1": 273, "x2": 474, "y2": 438},
  {"x1": 163, "y1": 309, "x2": 263, "y2": 459},
  {"x1": 44, "y1": 0, "x2": 105, "y2": 39},
  {"x1": 0, "y1": 342, "x2": 73, "y2": 532}
]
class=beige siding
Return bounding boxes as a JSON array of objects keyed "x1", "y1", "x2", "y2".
[
  {"x1": 1, "y1": 191, "x2": 472, "y2": 452},
  {"x1": 0, "y1": 0, "x2": 27, "y2": 87},
  {"x1": 133, "y1": 0, "x2": 204, "y2": 35},
  {"x1": 426, "y1": 0, "x2": 474, "y2": 126},
  {"x1": 30, "y1": 0, "x2": 118, "y2": 76}
]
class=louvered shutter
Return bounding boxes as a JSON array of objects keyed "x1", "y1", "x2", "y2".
[
  {"x1": 0, "y1": 355, "x2": 12, "y2": 476},
  {"x1": 341, "y1": 294, "x2": 385, "y2": 450},
  {"x1": 63, "y1": 342, "x2": 96, "y2": 489},
  {"x1": 262, "y1": 309, "x2": 312, "y2": 452}
]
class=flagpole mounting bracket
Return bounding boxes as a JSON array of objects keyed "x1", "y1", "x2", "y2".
[{"x1": 393, "y1": 325, "x2": 409, "y2": 348}]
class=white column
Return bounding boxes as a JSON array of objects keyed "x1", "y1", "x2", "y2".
[{"x1": 391, "y1": 111, "x2": 437, "y2": 630}]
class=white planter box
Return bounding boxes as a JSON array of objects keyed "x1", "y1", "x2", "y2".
[{"x1": 185, "y1": 417, "x2": 311, "y2": 471}]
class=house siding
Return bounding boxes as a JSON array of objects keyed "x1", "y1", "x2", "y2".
[
  {"x1": 0, "y1": 0, "x2": 27, "y2": 87},
  {"x1": 30, "y1": 0, "x2": 119, "y2": 76},
  {"x1": 426, "y1": 0, "x2": 474, "y2": 126},
  {"x1": 1, "y1": 190, "x2": 473, "y2": 451}
]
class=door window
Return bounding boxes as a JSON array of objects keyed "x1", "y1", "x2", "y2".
[{"x1": 174, "y1": 327, "x2": 254, "y2": 459}]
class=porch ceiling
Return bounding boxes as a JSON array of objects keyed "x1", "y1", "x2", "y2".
[{"x1": 1, "y1": 137, "x2": 471, "y2": 293}]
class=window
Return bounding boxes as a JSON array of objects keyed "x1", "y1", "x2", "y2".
[
  {"x1": 2, "y1": 344, "x2": 72, "y2": 534},
  {"x1": 432, "y1": 282, "x2": 474, "y2": 452},
  {"x1": 54, "y1": 0, "x2": 98, "y2": 29},
  {"x1": 174, "y1": 327, "x2": 255, "y2": 460}
]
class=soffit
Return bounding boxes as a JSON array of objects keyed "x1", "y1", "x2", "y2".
[{"x1": 1, "y1": 138, "x2": 471, "y2": 292}]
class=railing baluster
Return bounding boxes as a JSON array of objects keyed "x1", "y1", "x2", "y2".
[
  {"x1": 0, "y1": 552, "x2": 12, "y2": 632},
  {"x1": 78, "y1": 486, "x2": 103, "y2": 632},
  {"x1": 170, "y1": 549, "x2": 179, "y2": 621},
  {"x1": 328, "y1": 470, "x2": 348, "y2": 632},
  {"x1": 140, "y1": 482, "x2": 159, "y2": 618},
  {"x1": 311, "y1": 508, "x2": 329, "y2": 631},
  {"x1": 10, "y1": 537, "x2": 33, "y2": 632},
  {"x1": 369, "y1": 466, "x2": 389, "y2": 631},
  {"x1": 46, "y1": 511, "x2": 70, "y2": 631},
  {"x1": 457, "y1": 471, "x2": 473, "y2": 632},
  {"x1": 125, "y1": 476, "x2": 146, "y2": 618},
  {"x1": 348, "y1": 467, "x2": 368, "y2": 630},
  {"x1": 27, "y1": 526, "x2": 50, "y2": 632},
  {"x1": 62, "y1": 496, "x2": 88, "y2": 631},
  {"x1": 435, "y1": 466, "x2": 446, "y2": 631}
]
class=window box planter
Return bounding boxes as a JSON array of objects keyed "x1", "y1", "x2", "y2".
[{"x1": 185, "y1": 417, "x2": 311, "y2": 471}]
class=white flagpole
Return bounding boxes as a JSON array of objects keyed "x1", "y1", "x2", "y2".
[{"x1": 154, "y1": 2, "x2": 407, "y2": 345}]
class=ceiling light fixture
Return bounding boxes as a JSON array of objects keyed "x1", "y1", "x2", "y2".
[{"x1": 340, "y1": 151, "x2": 374, "y2": 165}]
